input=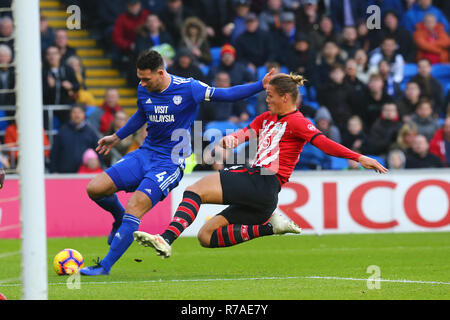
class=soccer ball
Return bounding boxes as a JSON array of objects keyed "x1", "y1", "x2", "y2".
[{"x1": 53, "y1": 249, "x2": 85, "y2": 275}]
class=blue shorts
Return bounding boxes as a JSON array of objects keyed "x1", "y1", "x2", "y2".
[{"x1": 105, "y1": 147, "x2": 185, "y2": 207}]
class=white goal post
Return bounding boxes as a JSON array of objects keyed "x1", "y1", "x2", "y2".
[{"x1": 13, "y1": 0, "x2": 48, "y2": 300}]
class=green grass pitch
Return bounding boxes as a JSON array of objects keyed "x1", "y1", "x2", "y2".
[{"x1": 0, "y1": 232, "x2": 449, "y2": 300}]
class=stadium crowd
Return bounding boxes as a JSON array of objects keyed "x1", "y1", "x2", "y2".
[{"x1": 0, "y1": 0, "x2": 450, "y2": 174}]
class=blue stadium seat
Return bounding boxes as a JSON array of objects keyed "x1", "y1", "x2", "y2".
[
  {"x1": 431, "y1": 64, "x2": 450, "y2": 82},
  {"x1": 403, "y1": 63, "x2": 418, "y2": 80},
  {"x1": 210, "y1": 47, "x2": 222, "y2": 67},
  {"x1": 367, "y1": 155, "x2": 386, "y2": 167},
  {"x1": 204, "y1": 121, "x2": 239, "y2": 143},
  {"x1": 331, "y1": 156, "x2": 349, "y2": 170},
  {"x1": 200, "y1": 65, "x2": 209, "y2": 76},
  {"x1": 446, "y1": 82, "x2": 450, "y2": 96}
]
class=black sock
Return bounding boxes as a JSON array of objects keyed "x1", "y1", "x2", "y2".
[
  {"x1": 209, "y1": 223, "x2": 274, "y2": 248},
  {"x1": 161, "y1": 191, "x2": 202, "y2": 245}
]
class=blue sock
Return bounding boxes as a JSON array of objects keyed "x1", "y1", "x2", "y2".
[
  {"x1": 94, "y1": 194, "x2": 125, "y2": 224},
  {"x1": 100, "y1": 213, "x2": 140, "y2": 272}
]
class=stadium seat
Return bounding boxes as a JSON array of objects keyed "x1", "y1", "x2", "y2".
[
  {"x1": 403, "y1": 63, "x2": 418, "y2": 81},
  {"x1": 367, "y1": 154, "x2": 386, "y2": 167},
  {"x1": 210, "y1": 47, "x2": 222, "y2": 67},
  {"x1": 200, "y1": 65, "x2": 209, "y2": 77},
  {"x1": 431, "y1": 64, "x2": 450, "y2": 82},
  {"x1": 331, "y1": 156, "x2": 349, "y2": 170},
  {"x1": 204, "y1": 121, "x2": 239, "y2": 143}
]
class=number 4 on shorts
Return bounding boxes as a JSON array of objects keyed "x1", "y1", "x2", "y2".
[{"x1": 155, "y1": 171, "x2": 167, "y2": 183}]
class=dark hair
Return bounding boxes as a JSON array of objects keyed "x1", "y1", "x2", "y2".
[{"x1": 136, "y1": 50, "x2": 164, "y2": 71}]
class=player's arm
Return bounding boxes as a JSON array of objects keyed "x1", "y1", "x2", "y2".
[
  {"x1": 0, "y1": 165, "x2": 5, "y2": 189},
  {"x1": 220, "y1": 125, "x2": 256, "y2": 149},
  {"x1": 97, "y1": 107, "x2": 146, "y2": 155},
  {"x1": 208, "y1": 69, "x2": 275, "y2": 102},
  {"x1": 311, "y1": 134, "x2": 388, "y2": 173}
]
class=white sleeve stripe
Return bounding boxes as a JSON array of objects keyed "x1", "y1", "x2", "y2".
[{"x1": 205, "y1": 86, "x2": 212, "y2": 101}]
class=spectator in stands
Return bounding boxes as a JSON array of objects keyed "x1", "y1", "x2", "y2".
[
  {"x1": 393, "y1": 122, "x2": 418, "y2": 153},
  {"x1": 40, "y1": 15, "x2": 54, "y2": 55},
  {"x1": 285, "y1": 32, "x2": 315, "y2": 81},
  {"x1": 402, "y1": 0, "x2": 449, "y2": 33},
  {"x1": 413, "y1": 13, "x2": 450, "y2": 64},
  {"x1": 272, "y1": 11, "x2": 299, "y2": 66},
  {"x1": 258, "y1": 0, "x2": 284, "y2": 32},
  {"x1": 372, "y1": 10, "x2": 416, "y2": 63},
  {"x1": 4, "y1": 122, "x2": 50, "y2": 168},
  {"x1": 369, "y1": 36, "x2": 405, "y2": 83},
  {"x1": 354, "y1": 49, "x2": 377, "y2": 84},
  {"x1": 339, "y1": 26, "x2": 360, "y2": 59},
  {"x1": 159, "y1": 0, "x2": 195, "y2": 46},
  {"x1": 329, "y1": 0, "x2": 366, "y2": 32},
  {"x1": 355, "y1": 19, "x2": 370, "y2": 53},
  {"x1": 42, "y1": 46, "x2": 80, "y2": 125},
  {"x1": 387, "y1": 149, "x2": 406, "y2": 169},
  {"x1": 397, "y1": 80, "x2": 422, "y2": 121},
  {"x1": 96, "y1": 0, "x2": 126, "y2": 49},
  {"x1": 317, "y1": 63, "x2": 355, "y2": 131},
  {"x1": 341, "y1": 115, "x2": 367, "y2": 154},
  {"x1": 314, "y1": 40, "x2": 345, "y2": 87},
  {"x1": 378, "y1": 60, "x2": 403, "y2": 100},
  {"x1": 429, "y1": 116, "x2": 450, "y2": 166},
  {"x1": 179, "y1": 17, "x2": 212, "y2": 66},
  {"x1": 295, "y1": 0, "x2": 320, "y2": 34},
  {"x1": 405, "y1": 134, "x2": 443, "y2": 168},
  {"x1": 410, "y1": 98, "x2": 440, "y2": 141},
  {"x1": 308, "y1": 15, "x2": 342, "y2": 54},
  {"x1": 112, "y1": 0, "x2": 149, "y2": 62},
  {"x1": 54, "y1": 29, "x2": 77, "y2": 65},
  {"x1": 365, "y1": 0, "x2": 404, "y2": 17},
  {"x1": 314, "y1": 106, "x2": 341, "y2": 143},
  {"x1": 360, "y1": 73, "x2": 392, "y2": 131},
  {"x1": 411, "y1": 58, "x2": 444, "y2": 115},
  {"x1": 343, "y1": 58, "x2": 367, "y2": 108},
  {"x1": 199, "y1": 71, "x2": 249, "y2": 125},
  {"x1": 207, "y1": 43, "x2": 255, "y2": 86},
  {"x1": 0, "y1": 16, "x2": 14, "y2": 52},
  {"x1": 66, "y1": 56, "x2": 96, "y2": 108},
  {"x1": 99, "y1": 88, "x2": 122, "y2": 134},
  {"x1": 167, "y1": 48, "x2": 205, "y2": 82},
  {"x1": 222, "y1": 0, "x2": 252, "y2": 44},
  {"x1": 49, "y1": 105, "x2": 99, "y2": 173},
  {"x1": 235, "y1": 12, "x2": 274, "y2": 74},
  {"x1": 367, "y1": 101, "x2": 402, "y2": 155},
  {"x1": 77, "y1": 148, "x2": 103, "y2": 174},
  {"x1": 190, "y1": 0, "x2": 233, "y2": 47},
  {"x1": 134, "y1": 14, "x2": 174, "y2": 57},
  {"x1": 0, "y1": 44, "x2": 15, "y2": 107},
  {"x1": 103, "y1": 110, "x2": 135, "y2": 167}
]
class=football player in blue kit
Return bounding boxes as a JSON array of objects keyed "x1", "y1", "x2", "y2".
[{"x1": 80, "y1": 50, "x2": 274, "y2": 275}]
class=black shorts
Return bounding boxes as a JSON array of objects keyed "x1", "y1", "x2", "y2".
[{"x1": 218, "y1": 165, "x2": 281, "y2": 225}]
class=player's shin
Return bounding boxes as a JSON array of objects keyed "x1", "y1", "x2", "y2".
[
  {"x1": 100, "y1": 213, "x2": 140, "y2": 272},
  {"x1": 209, "y1": 224, "x2": 274, "y2": 248},
  {"x1": 160, "y1": 191, "x2": 202, "y2": 245}
]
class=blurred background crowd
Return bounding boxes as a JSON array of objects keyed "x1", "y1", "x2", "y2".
[{"x1": 0, "y1": 0, "x2": 449, "y2": 174}]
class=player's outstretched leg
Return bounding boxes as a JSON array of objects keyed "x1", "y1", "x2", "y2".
[
  {"x1": 86, "y1": 172, "x2": 125, "y2": 245},
  {"x1": 133, "y1": 190, "x2": 202, "y2": 258},
  {"x1": 199, "y1": 214, "x2": 301, "y2": 248}
]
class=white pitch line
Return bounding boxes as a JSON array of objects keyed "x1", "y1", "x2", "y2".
[
  {"x1": 0, "y1": 250, "x2": 20, "y2": 259},
  {"x1": 0, "y1": 275, "x2": 449, "y2": 288}
]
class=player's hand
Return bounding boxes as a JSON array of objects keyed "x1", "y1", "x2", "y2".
[
  {"x1": 358, "y1": 155, "x2": 388, "y2": 174},
  {"x1": 96, "y1": 134, "x2": 120, "y2": 155},
  {"x1": 0, "y1": 168, "x2": 5, "y2": 189},
  {"x1": 220, "y1": 135, "x2": 238, "y2": 149},
  {"x1": 262, "y1": 68, "x2": 276, "y2": 88}
]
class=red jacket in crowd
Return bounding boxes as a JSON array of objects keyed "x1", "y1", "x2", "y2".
[
  {"x1": 100, "y1": 102, "x2": 122, "y2": 134},
  {"x1": 429, "y1": 127, "x2": 448, "y2": 165},
  {"x1": 112, "y1": 9, "x2": 150, "y2": 51}
]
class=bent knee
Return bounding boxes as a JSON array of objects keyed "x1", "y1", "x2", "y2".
[
  {"x1": 197, "y1": 229, "x2": 211, "y2": 248},
  {"x1": 86, "y1": 174, "x2": 115, "y2": 199}
]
